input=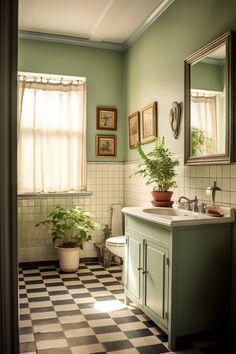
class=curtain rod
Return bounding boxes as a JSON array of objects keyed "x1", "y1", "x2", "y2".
[{"x1": 18, "y1": 71, "x2": 86, "y2": 83}]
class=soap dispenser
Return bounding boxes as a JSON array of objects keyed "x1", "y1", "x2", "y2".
[{"x1": 205, "y1": 181, "x2": 223, "y2": 216}]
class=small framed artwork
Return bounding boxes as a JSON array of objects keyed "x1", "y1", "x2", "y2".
[
  {"x1": 96, "y1": 135, "x2": 117, "y2": 157},
  {"x1": 128, "y1": 111, "x2": 140, "y2": 149},
  {"x1": 96, "y1": 107, "x2": 117, "y2": 130},
  {"x1": 141, "y1": 101, "x2": 157, "y2": 143}
]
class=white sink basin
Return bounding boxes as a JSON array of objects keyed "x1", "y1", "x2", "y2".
[
  {"x1": 143, "y1": 208, "x2": 192, "y2": 217},
  {"x1": 122, "y1": 206, "x2": 235, "y2": 227}
]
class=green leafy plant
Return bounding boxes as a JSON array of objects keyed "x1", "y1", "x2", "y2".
[
  {"x1": 132, "y1": 137, "x2": 179, "y2": 192},
  {"x1": 191, "y1": 127, "x2": 214, "y2": 156},
  {"x1": 36, "y1": 206, "x2": 100, "y2": 249}
]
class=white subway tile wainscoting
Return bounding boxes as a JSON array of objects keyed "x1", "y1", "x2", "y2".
[{"x1": 18, "y1": 162, "x2": 123, "y2": 263}]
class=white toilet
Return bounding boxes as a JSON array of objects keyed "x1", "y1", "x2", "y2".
[
  {"x1": 105, "y1": 205, "x2": 125, "y2": 261},
  {"x1": 106, "y1": 235, "x2": 125, "y2": 259}
]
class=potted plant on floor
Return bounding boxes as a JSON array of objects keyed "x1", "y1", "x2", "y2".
[
  {"x1": 132, "y1": 137, "x2": 179, "y2": 207},
  {"x1": 36, "y1": 206, "x2": 100, "y2": 272}
]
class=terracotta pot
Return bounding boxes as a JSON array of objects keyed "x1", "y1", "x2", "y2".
[{"x1": 151, "y1": 191, "x2": 174, "y2": 207}]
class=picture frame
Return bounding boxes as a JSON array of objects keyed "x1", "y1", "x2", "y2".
[
  {"x1": 96, "y1": 107, "x2": 117, "y2": 130},
  {"x1": 128, "y1": 111, "x2": 140, "y2": 149},
  {"x1": 141, "y1": 101, "x2": 157, "y2": 143},
  {"x1": 96, "y1": 135, "x2": 117, "y2": 157}
]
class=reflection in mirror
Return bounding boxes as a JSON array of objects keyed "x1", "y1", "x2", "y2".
[
  {"x1": 184, "y1": 32, "x2": 234, "y2": 165},
  {"x1": 191, "y1": 45, "x2": 226, "y2": 156}
]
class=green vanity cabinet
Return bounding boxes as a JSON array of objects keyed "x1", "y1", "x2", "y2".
[
  {"x1": 124, "y1": 212, "x2": 232, "y2": 350},
  {"x1": 126, "y1": 229, "x2": 169, "y2": 326},
  {"x1": 125, "y1": 216, "x2": 170, "y2": 330},
  {"x1": 143, "y1": 239, "x2": 169, "y2": 328},
  {"x1": 126, "y1": 232, "x2": 142, "y2": 305}
]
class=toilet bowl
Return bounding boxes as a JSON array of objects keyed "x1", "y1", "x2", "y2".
[{"x1": 106, "y1": 236, "x2": 125, "y2": 259}]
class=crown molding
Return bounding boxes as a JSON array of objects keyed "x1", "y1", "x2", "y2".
[
  {"x1": 18, "y1": 0, "x2": 176, "y2": 52},
  {"x1": 125, "y1": 0, "x2": 176, "y2": 48},
  {"x1": 18, "y1": 30, "x2": 125, "y2": 52}
]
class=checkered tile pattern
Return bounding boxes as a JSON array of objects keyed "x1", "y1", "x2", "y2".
[{"x1": 19, "y1": 263, "x2": 235, "y2": 354}]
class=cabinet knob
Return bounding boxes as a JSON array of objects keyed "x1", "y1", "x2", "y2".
[
  {"x1": 137, "y1": 267, "x2": 143, "y2": 271},
  {"x1": 142, "y1": 270, "x2": 149, "y2": 275}
]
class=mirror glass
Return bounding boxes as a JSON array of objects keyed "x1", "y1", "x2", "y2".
[
  {"x1": 191, "y1": 45, "x2": 226, "y2": 156},
  {"x1": 184, "y1": 32, "x2": 233, "y2": 164}
]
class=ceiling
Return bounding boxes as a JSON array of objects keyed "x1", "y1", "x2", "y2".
[{"x1": 19, "y1": 0, "x2": 175, "y2": 50}]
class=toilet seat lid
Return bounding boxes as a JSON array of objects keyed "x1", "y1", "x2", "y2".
[{"x1": 106, "y1": 236, "x2": 125, "y2": 246}]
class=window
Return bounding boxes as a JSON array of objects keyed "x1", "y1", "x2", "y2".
[
  {"x1": 191, "y1": 92, "x2": 217, "y2": 155},
  {"x1": 17, "y1": 73, "x2": 87, "y2": 193}
]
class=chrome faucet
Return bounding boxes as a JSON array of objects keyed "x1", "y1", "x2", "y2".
[{"x1": 178, "y1": 196, "x2": 199, "y2": 212}]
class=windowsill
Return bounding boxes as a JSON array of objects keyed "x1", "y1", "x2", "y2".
[{"x1": 17, "y1": 191, "x2": 93, "y2": 199}]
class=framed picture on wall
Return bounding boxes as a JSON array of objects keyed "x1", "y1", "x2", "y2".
[
  {"x1": 96, "y1": 135, "x2": 117, "y2": 157},
  {"x1": 128, "y1": 111, "x2": 140, "y2": 149},
  {"x1": 96, "y1": 107, "x2": 117, "y2": 130},
  {"x1": 141, "y1": 101, "x2": 157, "y2": 143}
]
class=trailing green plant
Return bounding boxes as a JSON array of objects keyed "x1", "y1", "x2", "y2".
[
  {"x1": 132, "y1": 137, "x2": 179, "y2": 192},
  {"x1": 36, "y1": 206, "x2": 101, "y2": 249}
]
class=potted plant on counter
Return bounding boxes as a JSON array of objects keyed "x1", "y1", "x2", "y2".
[
  {"x1": 36, "y1": 206, "x2": 100, "y2": 272},
  {"x1": 132, "y1": 137, "x2": 179, "y2": 207}
]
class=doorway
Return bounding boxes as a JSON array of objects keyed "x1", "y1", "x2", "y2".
[{"x1": 0, "y1": 0, "x2": 19, "y2": 353}]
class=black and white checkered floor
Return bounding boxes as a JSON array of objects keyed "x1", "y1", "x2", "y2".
[{"x1": 19, "y1": 263, "x2": 236, "y2": 354}]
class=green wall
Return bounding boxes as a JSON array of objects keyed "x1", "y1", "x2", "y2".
[
  {"x1": 19, "y1": 0, "x2": 236, "y2": 162},
  {"x1": 124, "y1": 0, "x2": 236, "y2": 161},
  {"x1": 191, "y1": 62, "x2": 224, "y2": 92},
  {"x1": 18, "y1": 39, "x2": 125, "y2": 161}
]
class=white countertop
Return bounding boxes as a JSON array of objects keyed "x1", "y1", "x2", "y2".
[{"x1": 122, "y1": 206, "x2": 235, "y2": 228}]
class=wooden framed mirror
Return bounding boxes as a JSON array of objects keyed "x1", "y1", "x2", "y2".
[{"x1": 184, "y1": 31, "x2": 234, "y2": 165}]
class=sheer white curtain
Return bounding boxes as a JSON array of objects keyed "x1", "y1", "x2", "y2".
[
  {"x1": 191, "y1": 94, "x2": 217, "y2": 153},
  {"x1": 191, "y1": 94, "x2": 217, "y2": 141},
  {"x1": 17, "y1": 77, "x2": 87, "y2": 193}
]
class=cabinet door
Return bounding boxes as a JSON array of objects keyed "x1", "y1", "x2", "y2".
[
  {"x1": 144, "y1": 240, "x2": 168, "y2": 324},
  {"x1": 126, "y1": 233, "x2": 142, "y2": 304}
]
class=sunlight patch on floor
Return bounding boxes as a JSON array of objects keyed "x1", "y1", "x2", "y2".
[{"x1": 94, "y1": 299, "x2": 126, "y2": 313}]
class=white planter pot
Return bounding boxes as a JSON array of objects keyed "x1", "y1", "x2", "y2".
[{"x1": 56, "y1": 246, "x2": 80, "y2": 272}]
